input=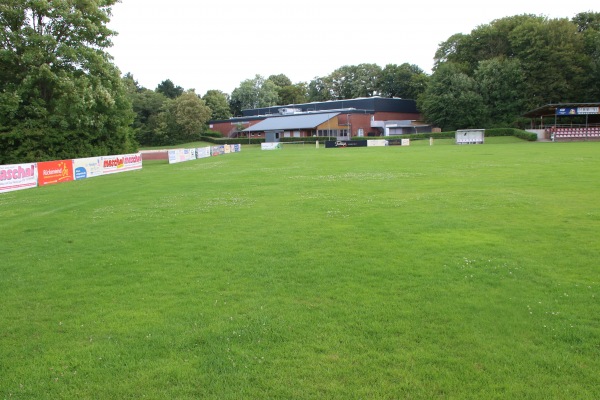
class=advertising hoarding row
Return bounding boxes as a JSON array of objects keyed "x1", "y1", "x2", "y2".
[
  {"x1": 168, "y1": 145, "x2": 242, "y2": 164},
  {"x1": 1, "y1": 152, "x2": 142, "y2": 194}
]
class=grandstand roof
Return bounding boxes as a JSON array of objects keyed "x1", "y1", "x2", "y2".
[{"x1": 522, "y1": 102, "x2": 600, "y2": 118}]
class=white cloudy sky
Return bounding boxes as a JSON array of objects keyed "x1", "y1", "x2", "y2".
[{"x1": 107, "y1": 0, "x2": 597, "y2": 95}]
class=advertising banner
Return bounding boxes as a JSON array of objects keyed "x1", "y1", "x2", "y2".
[
  {"x1": 196, "y1": 147, "x2": 211, "y2": 159},
  {"x1": 38, "y1": 160, "x2": 74, "y2": 186},
  {"x1": 211, "y1": 145, "x2": 225, "y2": 156},
  {"x1": 0, "y1": 163, "x2": 38, "y2": 193},
  {"x1": 168, "y1": 150, "x2": 178, "y2": 164},
  {"x1": 325, "y1": 140, "x2": 368, "y2": 148},
  {"x1": 224, "y1": 144, "x2": 231, "y2": 154},
  {"x1": 261, "y1": 143, "x2": 282, "y2": 150},
  {"x1": 557, "y1": 107, "x2": 599, "y2": 115},
  {"x1": 231, "y1": 144, "x2": 242, "y2": 153},
  {"x1": 73, "y1": 157, "x2": 103, "y2": 180},
  {"x1": 168, "y1": 149, "x2": 196, "y2": 164},
  {"x1": 102, "y1": 152, "x2": 143, "y2": 175},
  {"x1": 367, "y1": 140, "x2": 388, "y2": 147}
]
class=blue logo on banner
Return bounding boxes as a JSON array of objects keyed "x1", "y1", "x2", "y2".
[
  {"x1": 556, "y1": 108, "x2": 577, "y2": 115},
  {"x1": 75, "y1": 167, "x2": 88, "y2": 180}
]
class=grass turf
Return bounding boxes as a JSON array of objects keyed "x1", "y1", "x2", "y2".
[{"x1": 1, "y1": 138, "x2": 599, "y2": 398}]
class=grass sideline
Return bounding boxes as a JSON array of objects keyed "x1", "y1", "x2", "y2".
[{"x1": 1, "y1": 139, "x2": 599, "y2": 398}]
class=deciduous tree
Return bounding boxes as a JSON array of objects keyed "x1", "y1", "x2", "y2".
[
  {"x1": 0, "y1": 0, "x2": 135, "y2": 163},
  {"x1": 418, "y1": 63, "x2": 488, "y2": 131},
  {"x1": 202, "y1": 89, "x2": 232, "y2": 120}
]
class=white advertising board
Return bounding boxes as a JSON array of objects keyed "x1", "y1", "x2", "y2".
[
  {"x1": 102, "y1": 153, "x2": 143, "y2": 174},
  {"x1": 196, "y1": 147, "x2": 211, "y2": 159},
  {"x1": 261, "y1": 143, "x2": 282, "y2": 150},
  {"x1": 367, "y1": 140, "x2": 388, "y2": 147},
  {"x1": 73, "y1": 157, "x2": 103, "y2": 180},
  {"x1": 168, "y1": 149, "x2": 196, "y2": 164},
  {"x1": 0, "y1": 163, "x2": 38, "y2": 193}
]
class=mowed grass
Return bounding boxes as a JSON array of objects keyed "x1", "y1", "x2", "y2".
[{"x1": 1, "y1": 139, "x2": 599, "y2": 399}]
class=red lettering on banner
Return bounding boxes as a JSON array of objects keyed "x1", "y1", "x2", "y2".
[{"x1": 0, "y1": 165, "x2": 36, "y2": 181}]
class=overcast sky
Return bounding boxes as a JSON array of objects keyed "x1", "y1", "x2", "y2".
[{"x1": 107, "y1": 0, "x2": 597, "y2": 96}]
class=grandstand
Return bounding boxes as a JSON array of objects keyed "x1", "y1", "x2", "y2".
[
  {"x1": 522, "y1": 102, "x2": 600, "y2": 142},
  {"x1": 547, "y1": 126, "x2": 600, "y2": 141}
]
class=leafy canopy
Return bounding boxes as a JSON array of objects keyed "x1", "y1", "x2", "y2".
[{"x1": 0, "y1": 0, "x2": 135, "y2": 163}]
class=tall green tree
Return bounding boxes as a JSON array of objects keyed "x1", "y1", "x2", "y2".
[
  {"x1": 277, "y1": 83, "x2": 308, "y2": 105},
  {"x1": 230, "y1": 75, "x2": 279, "y2": 114},
  {"x1": 267, "y1": 74, "x2": 292, "y2": 88},
  {"x1": 124, "y1": 78, "x2": 168, "y2": 146},
  {"x1": 267, "y1": 74, "x2": 307, "y2": 105},
  {"x1": 202, "y1": 89, "x2": 232, "y2": 120},
  {"x1": 308, "y1": 76, "x2": 334, "y2": 102},
  {"x1": 474, "y1": 58, "x2": 526, "y2": 127},
  {"x1": 510, "y1": 17, "x2": 586, "y2": 106},
  {"x1": 418, "y1": 63, "x2": 488, "y2": 131},
  {"x1": 328, "y1": 64, "x2": 382, "y2": 99},
  {"x1": 151, "y1": 91, "x2": 211, "y2": 145},
  {"x1": 156, "y1": 79, "x2": 184, "y2": 99},
  {"x1": 573, "y1": 12, "x2": 600, "y2": 100},
  {"x1": 0, "y1": 0, "x2": 135, "y2": 163},
  {"x1": 377, "y1": 63, "x2": 429, "y2": 99}
]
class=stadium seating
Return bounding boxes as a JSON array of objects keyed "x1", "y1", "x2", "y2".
[{"x1": 547, "y1": 126, "x2": 600, "y2": 141}]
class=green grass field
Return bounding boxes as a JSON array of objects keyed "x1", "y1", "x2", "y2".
[{"x1": 1, "y1": 138, "x2": 599, "y2": 399}]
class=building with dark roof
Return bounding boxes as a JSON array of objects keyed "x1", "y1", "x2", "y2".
[{"x1": 208, "y1": 97, "x2": 429, "y2": 140}]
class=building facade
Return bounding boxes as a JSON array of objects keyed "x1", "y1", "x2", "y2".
[{"x1": 208, "y1": 97, "x2": 429, "y2": 140}]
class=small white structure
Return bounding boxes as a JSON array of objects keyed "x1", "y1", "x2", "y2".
[{"x1": 456, "y1": 129, "x2": 485, "y2": 144}]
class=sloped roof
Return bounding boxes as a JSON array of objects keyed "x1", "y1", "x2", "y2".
[
  {"x1": 522, "y1": 103, "x2": 600, "y2": 118},
  {"x1": 243, "y1": 112, "x2": 340, "y2": 132}
]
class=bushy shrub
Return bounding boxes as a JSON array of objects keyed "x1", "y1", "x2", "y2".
[{"x1": 203, "y1": 130, "x2": 224, "y2": 138}]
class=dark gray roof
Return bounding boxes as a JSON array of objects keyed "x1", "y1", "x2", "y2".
[
  {"x1": 243, "y1": 112, "x2": 340, "y2": 132},
  {"x1": 242, "y1": 97, "x2": 418, "y2": 117}
]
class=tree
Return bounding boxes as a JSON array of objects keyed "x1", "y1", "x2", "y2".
[
  {"x1": 267, "y1": 74, "x2": 307, "y2": 105},
  {"x1": 267, "y1": 74, "x2": 292, "y2": 88},
  {"x1": 377, "y1": 63, "x2": 429, "y2": 99},
  {"x1": 150, "y1": 91, "x2": 211, "y2": 145},
  {"x1": 573, "y1": 12, "x2": 600, "y2": 100},
  {"x1": 127, "y1": 85, "x2": 168, "y2": 146},
  {"x1": 156, "y1": 79, "x2": 184, "y2": 99},
  {"x1": 277, "y1": 83, "x2": 308, "y2": 105},
  {"x1": 327, "y1": 64, "x2": 382, "y2": 99},
  {"x1": 511, "y1": 17, "x2": 586, "y2": 106},
  {"x1": 230, "y1": 75, "x2": 279, "y2": 113},
  {"x1": 308, "y1": 76, "x2": 334, "y2": 102},
  {"x1": 0, "y1": 0, "x2": 136, "y2": 163},
  {"x1": 433, "y1": 14, "x2": 590, "y2": 108},
  {"x1": 202, "y1": 90, "x2": 232, "y2": 120},
  {"x1": 171, "y1": 91, "x2": 211, "y2": 139},
  {"x1": 474, "y1": 58, "x2": 526, "y2": 127},
  {"x1": 418, "y1": 63, "x2": 488, "y2": 131}
]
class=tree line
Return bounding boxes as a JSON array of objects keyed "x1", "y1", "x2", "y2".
[{"x1": 1, "y1": 1, "x2": 598, "y2": 162}]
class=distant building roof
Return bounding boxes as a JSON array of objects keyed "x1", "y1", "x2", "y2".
[
  {"x1": 243, "y1": 113, "x2": 340, "y2": 132},
  {"x1": 242, "y1": 97, "x2": 418, "y2": 117}
]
